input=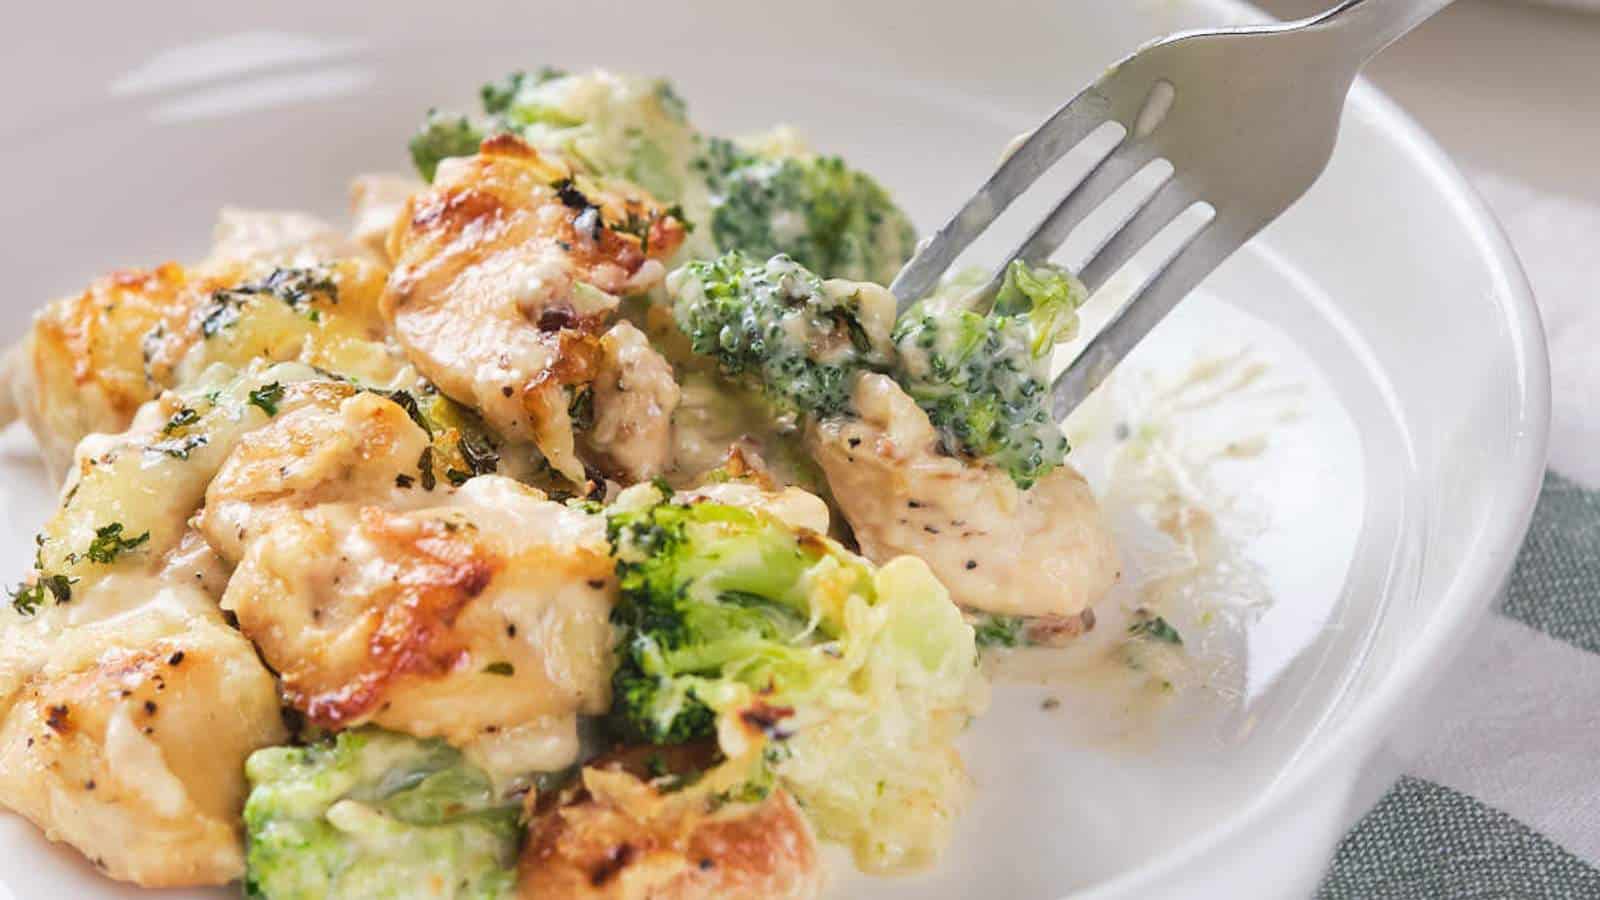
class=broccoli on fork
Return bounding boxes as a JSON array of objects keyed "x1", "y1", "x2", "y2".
[
  {"x1": 892, "y1": 259, "x2": 1087, "y2": 489},
  {"x1": 667, "y1": 252, "x2": 898, "y2": 425},
  {"x1": 666, "y1": 250, "x2": 1086, "y2": 488}
]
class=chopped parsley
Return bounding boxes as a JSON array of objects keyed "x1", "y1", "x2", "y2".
[
  {"x1": 248, "y1": 382, "x2": 285, "y2": 416},
  {"x1": 374, "y1": 388, "x2": 432, "y2": 437},
  {"x1": 973, "y1": 614, "x2": 1026, "y2": 649},
  {"x1": 199, "y1": 267, "x2": 338, "y2": 338},
  {"x1": 161, "y1": 407, "x2": 199, "y2": 435},
  {"x1": 84, "y1": 523, "x2": 150, "y2": 565},
  {"x1": 417, "y1": 447, "x2": 437, "y2": 491},
  {"x1": 482, "y1": 661, "x2": 515, "y2": 676},
  {"x1": 147, "y1": 433, "x2": 208, "y2": 460},
  {"x1": 1129, "y1": 613, "x2": 1183, "y2": 645},
  {"x1": 456, "y1": 432, "x2": 499, "y2": 477},
  {"x1": 9, "y1": 574, "x2": 75, "y2": 615}
]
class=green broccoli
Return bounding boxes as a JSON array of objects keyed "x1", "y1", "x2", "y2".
[
  {"x1": 603, "y1": 483, "x2": 984, "y2": 872},
  {"x1": 409, "y1": 111, "x2": 487, "y2": 183},
  {"x1": 696, "y1": 136, "x2": 917, "y2": 283},
  {"x1": 243, "y1": 728, "x2": 519, "y2": 900},
  {"x1": 407, "y1": 70, "x2": 917, "y2": 273},
  {"x1": 605, "y1": 488, "x2": 842, "y2": 744},
  {"x1": 408, "y1": 69, "x2": 704, "y2": 221},
  {"x1": 666, "y1": 252, "x2": 895, "y2": 424},
  {"x1": 892, "y1": 260, "x2": 1086, "y2": 489}
]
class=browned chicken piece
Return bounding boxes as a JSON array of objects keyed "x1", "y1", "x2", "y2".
[
  {"x1": 0, "y1": 577, "x2": 286, "y2": 887},
  {"x1": 196, "y1": 387, "x2": 616, "y2": 778},
  {"x1": 2, "y1": 254, "x2": 399, "y2": 481},
  {"x1": 382, "y1": 135, "x2": 686, "y2": 486},
  {"x1": 197, "y1": 389, "x2": 432, "y2": 562},
  {"x1": 520, "y1": 764, "x2": 822, "y2": 900},
  {"x1": 810, "y1": 374, "x2": 1120, "y2": 619},
  {"x1": 2, "y1": 263, "x2": 215, "y2": 473},
  {"x1": 584, "y1": 321, "x2": 682, "y2": 482}
]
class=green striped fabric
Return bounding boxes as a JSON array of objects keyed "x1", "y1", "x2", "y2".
[
  {"x1": 1501, "y1": 473, "x2": 1600, "y2": 655},
  {"x1": 1320, "y1": 776, "x2": 1600, "y2": 899},
  {"x1": 1320, "y1": 472, "x2": 1600, "y2": 897}
]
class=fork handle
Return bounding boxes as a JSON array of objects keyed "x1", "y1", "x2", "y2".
[{"x1": 1313, "y1": 0, "x2": 1457, "y2": 63}]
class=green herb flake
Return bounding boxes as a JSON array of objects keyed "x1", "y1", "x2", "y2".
[
  {"x1": 1129, "y1": 614, "x2": 1183, "y2": 645},
  {"x1": 417, "y1": 447, "x2": 437, "y2": 491},
  {"x1": 147, "y1": 433, "x2": 208, "y2": 461},
  {"x1": 973, "y1": 614, "x2": 1026, "y2": 649},
  {"x1": 248, "y1": 382, "x2": 285, "y2": 417},
  {"x1": 85, "y1": 523, "x2": 151, "y2": 565},
  {"x1": 161, "y1": 407, "x2": 199, "y2": 435},
  {"x1": 9, "y1": 573, "x2": 76, "y2": 615},
  {"x1": 482, "y1": 661, "x2": 515, "y2": 676}
]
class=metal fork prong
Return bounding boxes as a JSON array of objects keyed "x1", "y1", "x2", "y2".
[
  {"x1": 888, "y1": 92, "x2": 1114, "y2": 308},
  {"x1": 1076, "y1": 179, "x2": 1197, "y2": 293},
  {"x1": 1051, "y1": 220, "x2": 1224, "y2": 419},
  {"x1": 984, "y1": 140, "x2": 1163, "y2": 294}
]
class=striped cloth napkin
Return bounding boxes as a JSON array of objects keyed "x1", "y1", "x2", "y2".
[{"x1": 1318, "y1": 174, "x2": 1600, "y2": 897}]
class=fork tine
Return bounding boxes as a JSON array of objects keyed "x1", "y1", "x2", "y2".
[
  {"x1": 889, "y1": 89, "x2": 1115, "y2": 308},
  {"x1": 1076, "y1": 178, "x2": 1198, "y2": 292},
  {"x1": 1051, "y1": 219, "x2": 1227, "y2": 419},
  {"x1": 1004, "y1": 141, "x2": 1159, "y2": 270}
]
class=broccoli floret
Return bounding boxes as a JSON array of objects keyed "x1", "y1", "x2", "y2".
[
  {"x1": 409, "y1": 111, "x2": 486, "y2": 183},
  {"x1": 666, "y1": 252, "x2": 895, "y2": 424},
  {"x1": 697, "y1": 136, "x2": 917, "y2": 283},
  {"x1": 410, "y1": 69, "x2": 704, "y2": 221},
  {"x1": 605, "y1": 490, "x2": 833, "y2": 744},
  {"x1": 603, "y1": 483, "x2": 984, "y2": 872},
  {"x1": 408, "y1": 71, "x2": 916, "y2": 271},
  {"x1": 892, "y1": 260, "x2": 1086, "y2": 489},
  {"x1": 243, "y1": 728, "x2": 519, "y2": 900}
]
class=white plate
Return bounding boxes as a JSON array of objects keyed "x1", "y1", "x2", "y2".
[{"x1": 0, "y1": 1, "x2": 1548, "y2": 898}]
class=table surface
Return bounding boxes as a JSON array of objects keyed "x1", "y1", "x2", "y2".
[{"x1": 1260, "y1": 0, "x2": 1600, "y2": 204}]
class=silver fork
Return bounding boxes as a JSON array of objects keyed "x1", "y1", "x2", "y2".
[{"x1": 889, "y1": 0, "x2": 1455, "y2": 420}]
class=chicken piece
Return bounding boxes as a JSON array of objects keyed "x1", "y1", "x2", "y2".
[
  {"x1": 1, "y1": 263, "x2": 212, "y2": 476},
  {"x1": 0, "y1": 576, "x2": 286, "y2": 887},
  {"x1": 2, "y1": 255, "x2": 403, "y2": 481},
  {"x1": 219, "y1": 475, "x2": 615, "y2": 780},
  {"x1": 349, "y1": 173, "x2": 422, "y2": 261},
  {"x1": 584, "y1": 321, "x2": 681, "y2": 482},
  {"x1": 198, "y1": 389, "x2": 433, "y2": 562},
  {"x1": 520, "y1": 766, "x2": 821, "y2": 900},
  {"x1": 26, "y1": 368, "x2": 363, "y2": 602},
  {"x1": 382, "y1": 134, "x2": 685, "y2": 485},
  {"x1": 809, "y1": 374, "x2": 1120, "y2": 619}
]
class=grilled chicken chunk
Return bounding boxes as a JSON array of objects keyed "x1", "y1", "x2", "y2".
[
  {"x1": 0, "y1": 577, "x2": 285, "y2": 887},
  {"x1": 195, "y1": 386, "x2": 615, "y2": 778},
  {"x1": 381, "y1": 135, "x2": 685, "y2": 486},
  {"x1": 520, "y1": 766, "x2": 821, "y2": 900},
  {"x1": 1, "y1": 252, "x2": 401, "y2": 481},
  {"x1": 810, "y1": 374, "x2": 1120, "y2": 619}
]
